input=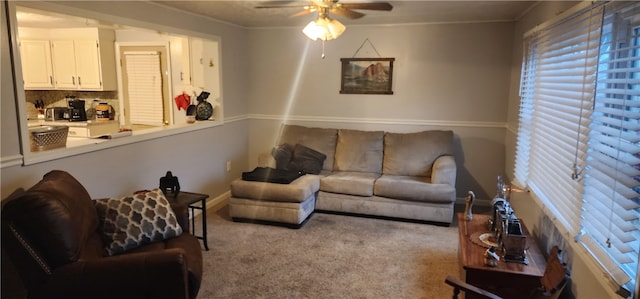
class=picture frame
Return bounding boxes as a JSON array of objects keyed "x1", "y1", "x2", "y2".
[{"x1": 340, "y1": 58, "x2": 394, "y2": 95}]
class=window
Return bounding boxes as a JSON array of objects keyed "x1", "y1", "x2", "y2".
[{"x1": 516, "y1": 1, "x2": 640, "y2": 296}]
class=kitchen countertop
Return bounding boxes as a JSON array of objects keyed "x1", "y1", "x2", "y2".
[{"x1": 28, "y1": 119, "x2": 119, "y2": 128}]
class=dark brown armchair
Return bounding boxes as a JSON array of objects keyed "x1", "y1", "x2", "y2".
[
  {"x1": 445, "y1": 246, "x2": 569, "y2": 299},
  {"x1": 1, "y1": 170, "x2": 203, "y2": 299}
]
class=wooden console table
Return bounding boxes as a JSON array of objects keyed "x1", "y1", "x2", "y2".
[{"x1": 457, "y1": 213, "x2": 546, "y2": 299}]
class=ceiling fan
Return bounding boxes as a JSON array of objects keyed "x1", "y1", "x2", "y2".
[
  {"x1": 256, "y1": 0, "x2": 393, "y2": 59},
  {"x1": 256, "y1": 0, "x2": 393, "y2": 20},
  {"x1": 256, "y1": 0, "x2": 393, "y2": 42}
]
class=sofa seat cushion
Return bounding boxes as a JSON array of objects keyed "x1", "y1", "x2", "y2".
[
  {"x1": 333, "y1": 129, "x2": 384, "y2": 173},
  {"x1": 383, "y1": 130, "x2": 454, "y2": 177},
  {"x1": 374, "y1": 175, "x2": 455, "y2": 203},
  {"x1": 321, "y1": 172, "x2": 380, "y2": 197},
  {"x1": 231, "y1": 174, "x2": 320, "y2": 203}
]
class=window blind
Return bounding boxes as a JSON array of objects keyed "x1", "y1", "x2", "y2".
[
  {"x1": 124, "y1": 51, "x2": 164, "y2": 126},
  {"x1": 516, "y1": 1, "x2": 640, "y2": 296},
  {"x1": 582, "y1": 1, "x2": 640, "y2": 290},
  {"x1": 516, "y1": 4, "x2": 604, "y2": 235}
]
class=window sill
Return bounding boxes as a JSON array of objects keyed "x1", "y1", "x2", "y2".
[{"x1": 22, "y1": 119, "x2": 223, "y2": 165}]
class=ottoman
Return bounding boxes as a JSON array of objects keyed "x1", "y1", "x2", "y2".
[{"x1": 229, "y1": 174, "x2": 320, "y2": 228}]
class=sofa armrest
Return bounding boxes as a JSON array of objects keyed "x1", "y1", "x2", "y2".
[
  {"x1": 431, "y1": 155, "x2": 456, "y2": 185},
  {"x1": 42, "y1": 248, "x2": 190, "y2": 299}
]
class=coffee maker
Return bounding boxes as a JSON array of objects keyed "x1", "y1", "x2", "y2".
[{"x1": 67, "y1": 97, "x2": 87, "y2": 122}]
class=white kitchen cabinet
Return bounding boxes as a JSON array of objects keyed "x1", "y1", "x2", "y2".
[
  {"x1": 74, "y1": 40, "x2": 106, "y2": 89},
  {"x1": 51, "y1": 35, "x2": 116, "y2": 90},
  {"x1": 19, "y1": 40, "x2": 54, "y2": 89},
  {"x1": 189, "y1": 37, "x2": 204, "y2": 89},
  {"x1": 180, "y1": 38, "x2": 191, "y2": 85},
  {"x1": 188, "y1": 38, "x2": 220, "y2": 94},
  {"x1": 50, "y1": 40, "x2": 77, "y2": 89},
  {"x1": 21, "y1": 27, "x2": 117, "y2": 91},
  {"x1": 51, "y1": 39, "x2": 110, "y2": 90}
]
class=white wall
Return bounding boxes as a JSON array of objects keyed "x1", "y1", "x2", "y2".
[{"x1": 246, "y1": 22, "x2": 514, "y2": 200}]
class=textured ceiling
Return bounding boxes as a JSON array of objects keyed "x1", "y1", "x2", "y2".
[
  {"x1": 15, "y1": 1, "x2": 541, "y2": 30},
  {"x1": 152, "y1": 1, "x2": 540, "y2": 28}
]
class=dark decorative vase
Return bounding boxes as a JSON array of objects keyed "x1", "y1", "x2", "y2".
[{"x1": 195, "y1": 91, "x2": 213, "y2": 120}]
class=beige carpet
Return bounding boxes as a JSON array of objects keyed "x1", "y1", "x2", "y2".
[{"x1": 194, "y1": 207, "x2": 461, "y2": 299}]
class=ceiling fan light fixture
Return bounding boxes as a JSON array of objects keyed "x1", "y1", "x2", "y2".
[{"x1": 302, "y1": 17, "x2": 345, "y2": 41}]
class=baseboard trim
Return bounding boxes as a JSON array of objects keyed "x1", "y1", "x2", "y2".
[
  {"x1": 190, "y1": 191, "x2": 229, "y2": 218},
  {"x1": 207, "y1": 191, "x2": 230, "y2": 211}
]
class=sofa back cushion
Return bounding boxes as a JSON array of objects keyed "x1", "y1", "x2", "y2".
[
  {"x1": 288, "y1": 143, "x2": 327, "y2": 174},
  {"x1": 333, "y1": 129, "x2": 384, "y2": 173},
  {"x1": 383, "y1": 130, "x2": 454, "y2": 177},
  {"x1": 2, "y1": 170, "x2": 100, "y2": 269},
  {"x1": 271, "y1": 143, "x2": 294, "y2": 170},
  {"x1": 279, "y1": 125, "x2": 338, "y2": 171}
]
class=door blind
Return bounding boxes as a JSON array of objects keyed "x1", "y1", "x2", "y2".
[{"x1": 124, "y1": 51, "x2": 164, "y2": 126}]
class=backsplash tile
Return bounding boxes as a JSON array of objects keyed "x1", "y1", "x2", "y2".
[{"x1": 25, "y1": 90, "x2": 119, "y2": 120}]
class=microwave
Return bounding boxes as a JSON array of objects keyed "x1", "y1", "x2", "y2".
[{"x1": 45, "y1": 107, "x2": 70, "y2": 121}]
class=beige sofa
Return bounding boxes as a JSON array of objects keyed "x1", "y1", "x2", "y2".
[{"x1": 230, "y1": 125, "x2": 457, "y2": 227}]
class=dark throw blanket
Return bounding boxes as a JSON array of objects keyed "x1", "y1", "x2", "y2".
[{"x1": 242, "y1": 167, "x2": 303, "y2": 184}]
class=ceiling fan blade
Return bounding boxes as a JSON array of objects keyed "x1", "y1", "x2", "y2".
[
  {"x1": 340, "y1": 2, "x2": 393, "y2": 11},
  {"x1": 255, "y1": 4, "x2": 308, "y2": 9},
  {"x1": 291, "y1": 9, "x2": 314, "y2": 18},
  {"x1": 330, "y1": 7, "x2": 365, "y2": 19},
  {"x1": 255, "y1": 1, "x2": 309, "y2": 9}
]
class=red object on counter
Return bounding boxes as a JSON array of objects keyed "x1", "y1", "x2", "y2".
[{"x1": 174, "y1": 93, "x2": 190, "y2": 111}]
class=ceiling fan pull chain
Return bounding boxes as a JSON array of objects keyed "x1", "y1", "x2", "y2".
[
  {"x1": 352, "y1": 38, "x2": 382, "y2": 58},
  {"x1": 322, "y1": 39, "x2": 326, "y2": 59}
]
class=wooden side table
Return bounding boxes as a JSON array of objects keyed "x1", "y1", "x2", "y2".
[
  {"x1": 457, "y1": 213, "x2": 546, "y2": 298},
  {"x1": 166, "y1": 191, "x2": 210, "y2": 251}
]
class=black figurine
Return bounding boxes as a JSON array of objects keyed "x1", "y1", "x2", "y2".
[{"x1": 159, "y1": 171, "x2": 180, "y2": 196}]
